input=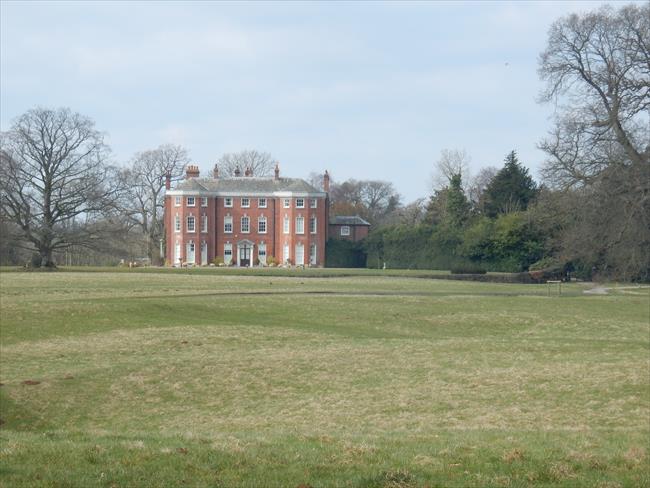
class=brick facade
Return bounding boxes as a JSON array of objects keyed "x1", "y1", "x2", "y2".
[{"x1": 164, "y1": 166, "x2": 329, "y2": 266}]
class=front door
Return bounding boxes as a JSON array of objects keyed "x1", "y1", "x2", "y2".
[{"x1": 239, "y1": 244, "x2": 251, "y2": 267}]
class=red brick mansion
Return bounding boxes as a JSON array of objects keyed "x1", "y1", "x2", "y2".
[{"x1": 164, "y1": 164, "x2": 330, "y2": 266}]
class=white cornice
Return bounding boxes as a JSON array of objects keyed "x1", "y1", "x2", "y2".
[{"x1": 166, "y1": 190, "x2": 328, "y2": 198}]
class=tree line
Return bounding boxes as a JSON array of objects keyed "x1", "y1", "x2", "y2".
[{"x1": 1, "y1": 3, "x2": 647, "y2": 280}]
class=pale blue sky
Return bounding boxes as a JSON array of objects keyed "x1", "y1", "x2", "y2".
[{"x1": 1, "y1": 0, "x2": 617, "y2": 201}]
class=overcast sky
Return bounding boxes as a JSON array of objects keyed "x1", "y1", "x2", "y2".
[{"x1": 1, "y1": 0, "x2": 620, "y2": 201}]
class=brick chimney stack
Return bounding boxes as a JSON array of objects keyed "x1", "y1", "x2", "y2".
[
  {"x1": 274, "y1": 163, "x2": 280, "y2": 180},
  {"x1": 234, "y1": 166, "x2": 241, "y2": 177},
  {"x1": 323, "y1": 170, "x2": 330, "y2": 192},
  {"x1": 185, "y1": 165, "x2": 200, "y2": 179},
  {"x1": 165, "y1": 172, "x2": 171, "y2": 190},
  {"x1": 213, "y1": 164, "x2": 219, "y2": 179}
]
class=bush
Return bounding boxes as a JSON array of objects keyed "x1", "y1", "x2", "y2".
[
  {"x1": 326, "y1": 239, "x2": 366, "y2": 268},
  {"x1": 212, "y1": 256, "x2": 224, "y2": 266}
]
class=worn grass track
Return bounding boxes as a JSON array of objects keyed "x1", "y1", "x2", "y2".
[{"x1": 0, "y1": 271, "x2": 648, "y2": 487}]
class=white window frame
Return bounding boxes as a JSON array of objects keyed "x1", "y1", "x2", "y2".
[
  {"x1": 283, "y1": 214, "x2": 290, "y2": 234},
  {"x1": 296, "y1": 215, "x2": 305, "y2": 234},
  {"x1": 174, "y1": 196, "x2": 181, "y2": 207},
  {"x1": 258, "y1": 242, "x2": 267, "y2": 265},
  {"x1": 258, "y1": 198, "x2": 267, "y2": 208},
  {"x1": 224, "y1": 215, "x2": 233, "y2": 233},
  {"x1": 187, "y1": 196, "x2": 195, "y2": 207},
  {"x1": 310, "y1": 243, "x2": 317, "y2": 265},
  {"x1": 224, "y1": 243, "x2": 233, "y2": 264},
  {"x1": 201, "y1": 214, "x2": 208, "y2": 233},
  {"x1": 200, "y1": 197, "x2": 208, "y2": 207},
  {"x1": 241, "y1": 215, "x2": 250, "y2": 233},
  {"x1": 241, "y1": 197, "x2": 250, "y2": 208},
  {"x1": 224, "y1": 197, "x2": 233, "y2": 208},
  {"x1": 174, "y1": 214, "x2": 181, "y2": 233},
  {"x1": 283, "y1": 198, "x2": 290, "y2": 208},
  {"x1": 295, "y1": 243, "x2": 305, "y2": 265},
  {"x1": 341, "y1": 225, "x2": 350, "y2": 236},
  {"x1": 296, "y1": 198, "x2": 305, "y2": 208},
  {"x1": 258, "y1": 216, "x2": 267, "y2": 234},
  {"x1": 186, "y1": 215, "x2": 196, "y2": 233},
  {"x1": 283, "y1": 243, "x2": 290, "y2": 263},
  {"x1": 310, "y1": 198, "x2": 317, "y2": 208},
  {"x1": 309, "y1": 216, "x2": 317, "y2": 234}
]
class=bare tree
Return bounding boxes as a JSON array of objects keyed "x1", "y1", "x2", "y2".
[
  {"x1": 431, "y1": 148, "x2": 471, "y2": 190},
  {"x1": 307, "y1": 171, "x2": 326, "y2": 191},
  {"x1": 537, "y1": 3, "x2": 650, "y2": 280},
  {"x1": 538, "y1": 3, "x2": 649, "y2": 187},
  {"x1": 216, "y1": 150, "x2": 277, "y2": 177},
  {"x1": 330, "y1": 179, "x2": 400, "y2": 225},
  {"x1": 120, "y1": 144, "x2": 189, "y2": 264},
  {"x1": 0, "y1": 107, "x2": 121, "y2": 267},
  {"x1": 467, "y1": 166, "x2": 499, "y2": 210}
]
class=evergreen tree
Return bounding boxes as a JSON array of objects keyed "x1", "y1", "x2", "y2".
[
  {"x1": 483, "y1": 151, "x2": 537, "y2": 217},
  {"x1": 445, "y1": 173, "x2": 470, "y2": 229}
]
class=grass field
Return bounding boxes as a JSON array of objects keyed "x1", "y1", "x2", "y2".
[{"x1": 0, "y1": 270, "x2": 648, "y2": 487}]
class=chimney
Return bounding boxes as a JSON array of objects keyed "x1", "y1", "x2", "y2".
[
  {"x1": 274, "y1": 163, "x2": 280, "y2": 180},
  {"x1": 165, "y1": 172, "x2": 171, "y2": 190},
  {"x1": 234, "y1": 166, "x2": 241, "y2": 177},
  {"x1": 185, "y1": 164, "x2": 200, "y2": 179},
  {"x1": 244, "y1": 167, "x2": 252, "y2": 177},
  {"x1": 323, "y1": 170, "x2": 330, "y2": 192},
  {"x1": 213, "y1": 164, "x2": 219, "y2": 179}
]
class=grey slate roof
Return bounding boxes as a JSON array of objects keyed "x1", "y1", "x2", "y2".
[
  {"x1": 330, "y1": 215, "x2": 371, "y2": 226},
  {"x1": 173, "y1": 176, "x2": 321, "y2": 193}
]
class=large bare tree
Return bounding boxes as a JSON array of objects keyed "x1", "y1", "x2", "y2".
[
  {"x1": 0, "y1": 107, "x2": 120, "y2": 267},
  {"x1": 538, "y1": 3, "x2": 649, "y2": 186},
  {"x1": 431, "y1": 148, "x2": 471, "y2": 191},
  {"x1": 120, "y1": 144, "x2": 189, "y2": 264},
  {"x1": 538, "y1": 3, "x2": 650, "y2": 280},
  {"x1": 216, "y1": 149, "x2": 277, "y2": 177}
]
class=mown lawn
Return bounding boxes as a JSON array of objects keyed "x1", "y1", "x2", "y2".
[{"x1": 0, "y1": 270, "x2": 648, "y2": 487}]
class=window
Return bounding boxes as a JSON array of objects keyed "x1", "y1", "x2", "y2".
[
  {"x1": 186, "y1": 215, "x2": 195, "y2": 232},
  {"x1": 295, "y1": 243, "x2": 304, "y2": 265},
  {"x1": 174, "y1": 196, "x2": 181, "y2": 207},
  {"x1": 201, "y1": 214, "x2": 208, "y2": 233},
  {"x1": 283, "y1": 214, "x2": 290, "y2": 234},
  {"x1": 296, "y1": 216, "x2": 305, "y2": 234},
  {"x1": 341, "y1": 226, "x2": 350, "y2": 236},
  {"x1": 310, "y1": 198, "x2": 317, "y2": 208},
  {"x1": 224, "y1": 243, "x2": 232, "y2": 264},
  {"x1": 283, "y1": 243, "x2": 290, "y2": 263},
  {"x1": 241, "y1": 216, "x2": 250, "y2": 233},
  {"x1": 283, "y1": 198, "x2": 290, "y2": 208},
  {"x1": 258, "y1": 216, "x2": 267, "y2": 234},
  {"x1": 310, "y1": 243, "x2": 317, "y2": 265},
  {"x1": 187, "y1": 196, "x2": 195, "y2": 207},
  {"x1": 200, "y1": 197, "x2": 208, "y2": 207},
  {"x1": 224, "y1": 197, "x2": 233, "y2": 207},
  {"x1": 309, "y1": 216, "x2": 317, "y2": 234},
  {"x1": 224, "y1": 215, "x2": 233, "y2": 233},
  {"x1": 258, "y1": 198, "x2": 267, "y2": 208},
  {"x1": 174, "y1": 214, "x2": 181, "y2": 232},
  {"x1": 258, "y1": 242, "x2": 267, "y2": 264},
  {"x1": 296, "y1": 198, "x2": 305, "y2": 208},
  {"x1": 241, "y1": 197, "x2": 250, "y2": 208}
]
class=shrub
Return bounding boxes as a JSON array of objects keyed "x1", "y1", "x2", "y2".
[{"x1": 212, "y1": 256, "x2": 224, "y2": 266}]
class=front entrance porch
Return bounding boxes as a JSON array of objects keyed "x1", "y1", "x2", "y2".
[{"x1": 236, "y1": 240, "x2": 255, "y2": 267}]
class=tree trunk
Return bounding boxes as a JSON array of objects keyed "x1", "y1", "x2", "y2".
[{"x1": 39, "y1": 246, "x2": 56, "y2": 268}]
